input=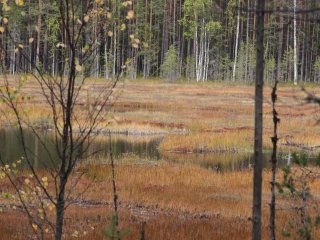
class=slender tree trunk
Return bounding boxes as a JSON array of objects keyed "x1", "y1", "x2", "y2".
[
  {"x1": 105, "y1": 45, "x2": 109, "y2": 79},
  {"x1": 55, "y1": 178, "x2": 66, "y2": 240},
  {"x1": 34, "y1": 137, "x2": 39, "y2": 169},
  {"x1": 232, "y1": 0, "x2": 241, "y2": 82},
  {"x1": 113, "y1": 28, "x2": 116, "y2": 77},
  {"x1": 252, "y1": 0, "x2": 265, "y2": 239},
  {"x1": 195, "y1": 20, "x2": 199, "y2": 82},
  {"x1": 52, "y1": 52, "x2": 55, "y2": 76},
  {"x1": 36, "y1": 0, "x2": 42, "y2": 67},
  {"x1": 245, "y1": 0, "x2": 250, "y2": 83},
  {"x1": 269, "y1": 80, "x2": 279, "y2": 240},
  {"x1": 293, "y1": 0, "x2": 298, "y2": 85},
  {"x1": 12, "y1": 38, "x2": 15, "y2": 74},
  {"x1": 276, "y1": 7, "x2": 284, "y2": 82}
]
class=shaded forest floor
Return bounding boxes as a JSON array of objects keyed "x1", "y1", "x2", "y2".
[{"x1": 1, "y1": 77, "x2": 320, "y2": 239}]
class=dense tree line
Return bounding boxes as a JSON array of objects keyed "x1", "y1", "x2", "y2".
[{"x1": 1, "y1": 0, "x2": 320, "y2": 83}]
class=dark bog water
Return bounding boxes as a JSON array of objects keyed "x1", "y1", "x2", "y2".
[
  {"x1": 0, "y1": 128, "x2": 160, "y2": 169},
  {"x1": 0, "y1": 128, "x2": 294, "y2": 172}
]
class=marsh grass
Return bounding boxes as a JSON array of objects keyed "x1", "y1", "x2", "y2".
[
  {"x1": 1, "y1": 78, "x2": 319, "y2": 153},
  {"x1": 2, "y1": 164, "x2": 320, "y2": 239},
  {"x1": 1, "y1": 78, "x2": 320, "y2": 238}
]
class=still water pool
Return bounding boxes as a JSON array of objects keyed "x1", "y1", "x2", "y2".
[{"x1": 0, "y1": 128, "x2": 293, "y2": 172}]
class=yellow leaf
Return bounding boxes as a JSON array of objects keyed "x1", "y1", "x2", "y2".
[
  {"x1": 3, "y1": 4, "x2": 11, "y2": 12},
  {"x1": 107, "y1": 31, "x2": 113, "y2": 37},
  {"x1": 0, "y1": 27, "x2": 5, "y2": 33},
  {"x1": 122, "y1": 1, "x2": 132, "y2": 7},
  {"x1": 107, "y1": 12, "x2": 112, "y2": 19},
  {"x1": 18, "y1": 44, "x2": 24, "y2": 49},
  {"x1": 32, "y1": 223, "x2": 38, "y2": 231},
  {"x1": 56, "y1": 43, "x2": 66, "y2": 48},
  {"x1": 143, "y1": 42, "x2": 149, "y2": 48},
  {"x1": 48, "y1": 204, "x2": 54, "y2": 211},
  {"x1": 15, "y1": 0, "x2": 24, "y2": 6},
  {"x1": 3, "y1": 17, "x2": 8, "y2": 24},
  {"x1": 120, "y1": 23, "x2": 126, "y2": 31},
  {"x1": 132, "y1": 43, "x2": 139, "y2": 49},
  {"x1": 28, "y1": 38, "x2": 34, "y2": 44},
  {"x1": 125, "y1": 59, "x2": 132, "y2": 65},
  {"x1": 76, "y1": 64, "x2": 82, "y2": 72},
  {"x1": 83, "y1": 15, "x2": 89, "y2": 23},
  {"x1": 134, "y1": 39, "x2": 140, "y2": 44},
  {"x1": 126, "y1": 10, "x2": 134, "y2": 20},
  {"x1": 72, "y1": 230, "x2": 79, "y2": 237}
]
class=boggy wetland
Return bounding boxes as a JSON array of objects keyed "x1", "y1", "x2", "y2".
[
  {"x1": 4, "y1": 0, "x2": 320, "y2": 238},
  {"x1": 1, "y1": 79, "x2": 320, "y2": 239}
]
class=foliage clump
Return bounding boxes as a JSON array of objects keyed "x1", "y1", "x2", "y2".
[
  {"x1": 277, "y1": 153, "x2": 320, "y2": 239},
  {"x1": 161, "y1": 45, "x2": 179, "y2": 81}
]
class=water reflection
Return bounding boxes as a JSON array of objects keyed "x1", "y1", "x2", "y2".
[
  {"x1": 0, "y1": 128, "x2": 160, "y2": 169},
  {"x1": 161, "y1": 151, "x2": 292, "y2": 172},
  {"x1": 0, "y1": 128, "x2": 296, "y2": 172},
  {"x1": 0, "y1": 129, "x2": 58, "y2": 168}
]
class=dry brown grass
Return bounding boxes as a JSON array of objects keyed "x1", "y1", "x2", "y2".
[
  {"x1": 1, "y1": 163, "x2": 320, "y2": 239},
  {"x1": 1, "y1": 78, "x2": 320, "y2": 152},
  {"x1": 1, "y1": 78, "x2": 320, "y2": 239}
]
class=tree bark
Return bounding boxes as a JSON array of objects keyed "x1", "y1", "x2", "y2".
[
  {"x1": 293, "y1": 0, "x2": 298, "y2": 85},
  {"x1": 252, "y1": 0, "x2": 265, "y2": 239},
  {"x1": 269, "y1": 79, "x2": 279, "y2": 240},
  {"x1": 55, "y1": 178, "x2": 66, "y2": 240}
]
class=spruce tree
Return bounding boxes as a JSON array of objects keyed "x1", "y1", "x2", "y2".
[{"x1": 161, "y1": 44, "x2": 179, "y2": 81}]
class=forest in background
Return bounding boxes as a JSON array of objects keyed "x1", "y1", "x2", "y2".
[{"x1": 1, "y1": 0, "x2": 320, "y2": 83}]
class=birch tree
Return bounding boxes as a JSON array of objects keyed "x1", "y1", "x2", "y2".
[
  {"x1": 232, "y1": 0, "x2": 241, "y2": 82},
  {"x1": 182, "y1": 0, "x2": 220, "y2": 82}
]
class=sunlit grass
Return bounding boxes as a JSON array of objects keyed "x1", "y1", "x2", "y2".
[
  {"x1": 1, "y1": 162, "x2": 320, "y2": 239},
  {"x1": 1, "y1": 77, "x2": 320, "y2": 153},
  {"x1": 160, "y1": 131, "x2": 253, "y2": 153}
]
